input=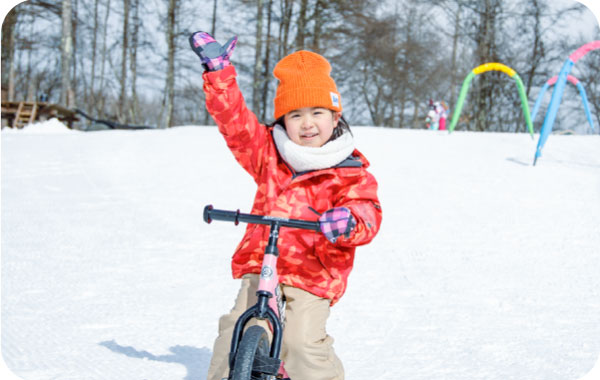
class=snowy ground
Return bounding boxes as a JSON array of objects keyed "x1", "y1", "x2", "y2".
[{"x1": 2, "y1": 119, "x2": 600, "y2": 380}]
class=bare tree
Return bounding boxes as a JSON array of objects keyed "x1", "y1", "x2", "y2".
[
  {"x1": 119, "y1": 0, "x2": 130, "y2": 122},
  {"x1": 129, "y1": 0, "x2": 140, "y2": 122},
  {"x1": 310, "y1": 0, "x2": 325, "y2": 52},
  {"x1": 295, "y1": 0, "x2": 308, "y2": 50},
  {"x1": 199, "y1": 0, "x2": 218, "y2": 125},
  {"x1": 278, "y1": 0, "x2": 293, "y2": 59},
  {"x1": 61, "y1": 0, "x2": 74, "y2": 106},
  {"x1": 472, "y1": 0, "x2": 502, "y2": 131},
  {"x1": 260, "y1": 0, "x2": 274, "y2": 121},
  {"x1": 449, "y1": 1, "x2": 463, "y2": 108},
  {"x1": 26, "y1": 15, "x2": 36, "y2": 102},
  {"x1": 1, "y1": 7, "x2": 18, "y2": 101},
  {"x1": 72, "y1": 0, "x2": 79, "y2": 104},
  {"x1": 98, "y1": 0, "x2": 111, "y2": 118},
  {"x1": 522, "y1": 0, "x2": 546, "y2": 97},
  {"x1": 86, "y1": 0, "x2": 100, "y2": 116},
  {"x1": 164, "y1": 0, "x2": 178, "y2": 128},
  {"x1": 211, "y1": 0, "x2": 218, "y2": 36},
  {"x1": 4, "y1": 0, "x2": 595, "y2": 133},
  {"x1": 252, "y1": 0, "x2": 264, "y2": 115}
]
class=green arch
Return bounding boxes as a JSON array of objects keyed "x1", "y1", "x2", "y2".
[{"x1": 448, "y1": 63, "x2": 534, "y2": 137}]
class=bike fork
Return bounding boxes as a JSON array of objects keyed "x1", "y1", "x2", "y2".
[{"x1": 229, "y1": 221, "x2": 285, "y2": 372}]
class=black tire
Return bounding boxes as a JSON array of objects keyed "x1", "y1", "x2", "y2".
[{"x1": 230, "y1": 325, "x2": 271, "y2": 380}]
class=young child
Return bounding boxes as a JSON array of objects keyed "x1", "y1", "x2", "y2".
[
  {"x1": 190, "y1": 31, "x2": 382, "y2": 380},
  {"x1": 426, "y1": 99, "x2": 448, "y2": 131}
]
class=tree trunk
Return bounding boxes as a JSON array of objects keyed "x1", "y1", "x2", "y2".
[
  {"x1": 61, "y1": 0, "x2": 74, "y2": 107},
  {"x1": 211, "y1": 0, "x2": 217, "y2": 36},
  {"x1": 311, "y1": 0, "x2": 324, "y2": 52},
  {"x1": 71, "y1": 0, "x2": 78, "y2": 107},
  {"x1": 203, "y1": 0, "x2": 218, "y2": 126},
  {"x1": 295, "y1": 0, "x2": 308, "y2": 50},
  {"x1": 2, "y1": 8, "x2": 18, "y2": 101},
  {"x1": 129, "y1": 0, "x2": 140, "y2": 122},
  {"x1": 252, "y1": 0, "x2": 264, "y2": 115},
  {"x1": 525, "y1": 0, "x2": 544, "y2": 97},
  {"x1": 1, "y1": 8, "x2": 16, "y2": 96},
  {"x1": 119, "y1": 0, "x2": 130, "y2": 123},
  {"x1": 88, "y1": 0, "x2": 100, "y2": 116},
  {"x1": 260, "y1": 0, "x2": 273, "y2": 121},
  {"x1": 98, "y1": 0, "x2": 111, "y2": 118},
  {"x1": 474, "y1": 0, "x2": 499, "y2": 132},
  {"x1": 411, "y1": 100, "x2": 420, "y2": 129},
  {"x1": 449, "y1": 3, "x2": 462, "y2": 108},
  {"x1": 26, "y1": 20, "x2": 34, "y2": 102},
  {"x1": 164, "y1": 0, "x2": 177, "y2": 128},
  {"x1": 278, "y1": 0, "x2": 293, "y2": 58}
]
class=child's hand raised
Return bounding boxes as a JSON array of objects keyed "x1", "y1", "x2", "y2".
[
  {"x1": 189, "y1": 31, "x2": 237, "y2": 71},
  {"x1": 319, "y1": 207, "x2": 356, "y2": 243}
]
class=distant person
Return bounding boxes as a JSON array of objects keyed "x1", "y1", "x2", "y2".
[
  {"x1": 39, "y1": 93, "x2": 48, "y2": 102},
  {"x1": 190, "y1": 31, "x2": 382, "y2": 380},
  {"x1": 425, "y1": 107, "x2": 439, "y2": 130},
  {"x1": 426, "y1": 99, "x2": 448, "y2": 130}
]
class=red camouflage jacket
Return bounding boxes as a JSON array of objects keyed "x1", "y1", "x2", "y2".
[{"x1": 203, "y1": 65, "x2": 382, "y2": 305}]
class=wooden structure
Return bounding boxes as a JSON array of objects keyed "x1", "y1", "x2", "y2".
[{"x1": 1, "y1": 101, "x2": 80, "y2": 129}]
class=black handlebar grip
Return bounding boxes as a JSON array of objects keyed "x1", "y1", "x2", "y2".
[
  {"x1": 203, "y1": 205, "x2": 320, "y2": 231},
  {"x1": 203, "y1": 204, "x2": 213, "y2": 224}
]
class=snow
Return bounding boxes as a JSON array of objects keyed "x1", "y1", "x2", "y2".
[
  {"x1": 1, "y1": 118, "x2": 79, "y2": 135},
  {"x1": 1, "y1": 122, "x2": 599, "y2": 380}
]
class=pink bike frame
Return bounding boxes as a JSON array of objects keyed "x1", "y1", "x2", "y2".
[{"x1": 258, "y1": 234, "x2": 289, "y2": 377}]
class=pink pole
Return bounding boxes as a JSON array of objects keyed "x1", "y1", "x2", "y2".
[
  {"x1": 568, "y1": 40, "x2": 600, "y2": 63},
  {"x1": 547, "y1": 75, "x2": 579, "y2": 86}
]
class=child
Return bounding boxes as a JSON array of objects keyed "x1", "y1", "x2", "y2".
[
  {"x1": 435, "y1": 101, "x2": 448, "y2": 131},
  {"x1": 427, "y1": 99, "x2": 448, "y2": 131},
  {"x1": 190, "y1": 31, "x2": 382, "y2": 380}
]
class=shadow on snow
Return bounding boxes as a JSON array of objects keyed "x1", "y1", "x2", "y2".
[{"x1": 99, "y1": 340, "x2": 212, "y2": 380}]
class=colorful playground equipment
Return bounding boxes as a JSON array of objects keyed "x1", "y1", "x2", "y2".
[
  {"x1": 448, "y1": 62, "x2": 534, "y2": 137},
  {"x1": 534, "y1": 40, "x2": 600, "y2": 165},
  {"x1": 530, "y1": 75, "x2": 595, "y2": 133}
]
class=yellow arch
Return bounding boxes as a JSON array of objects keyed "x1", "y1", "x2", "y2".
[
  {"x1": 449, "y1": 62, "x2": 533, "y2": 135},
  {"x1": 472, "y1": 62, "x2": 516, "y2": 77}
]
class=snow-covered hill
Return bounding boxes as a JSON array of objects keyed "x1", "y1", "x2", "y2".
[{"x1": 2, "y1": 120, "x2": 599, "y2": 380}]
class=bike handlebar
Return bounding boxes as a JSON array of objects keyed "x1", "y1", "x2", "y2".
[{"x1": 203, "y1": 205, "x2": 320, "y2": 232}]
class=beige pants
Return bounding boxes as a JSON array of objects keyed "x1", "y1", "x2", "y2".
[{"x1": 207, "y1": 274, "x2": 344, "y2": 380}]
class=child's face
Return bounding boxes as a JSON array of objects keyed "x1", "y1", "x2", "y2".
[{"x1": 283, "y1": 107, "x2": 341, "y2": 147}]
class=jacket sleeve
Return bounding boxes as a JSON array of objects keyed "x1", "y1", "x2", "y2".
[
  {"x1": 334, "y1": 171, "x2": 382, "y2": 247},
  {"x1": 202, "y1": 65, "x2": 269, "y2": 182}
]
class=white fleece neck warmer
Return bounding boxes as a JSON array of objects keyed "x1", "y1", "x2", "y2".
[{"x1": 272, "y1": 124, "x2": 355, "y2": 172}]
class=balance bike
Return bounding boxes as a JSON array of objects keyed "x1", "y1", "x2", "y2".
[{"x1": 203, "y1": 205, "x2": 320, "y2": 380}]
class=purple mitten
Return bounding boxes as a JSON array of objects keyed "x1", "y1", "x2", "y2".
[
  {"x1": 319, "y1": 207, "x2": 356, "y2": 243},
  {"x1": 189, "y1": 31, "x2": 237, "y2": 71}
]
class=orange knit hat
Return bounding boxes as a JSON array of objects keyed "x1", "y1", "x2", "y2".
[{"x1": 273, "y1": 50, "x2": 342, "y2": 120}]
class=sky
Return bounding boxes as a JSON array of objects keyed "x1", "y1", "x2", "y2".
[{"x1": 554, "y1": 0, "x2": 600, "y2": 39}]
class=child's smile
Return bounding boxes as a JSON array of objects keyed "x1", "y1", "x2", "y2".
[{"x1": 300, "y1": 131, "x2": 319, "y2": 139}]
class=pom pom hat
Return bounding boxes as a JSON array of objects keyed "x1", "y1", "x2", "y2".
[{"x1": 273, "y1": 50, "x2": 343, "y2": 120}]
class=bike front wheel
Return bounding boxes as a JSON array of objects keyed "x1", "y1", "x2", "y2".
[{"x1": 230, "y1": 325, "x2": 274, "y2": 380}]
